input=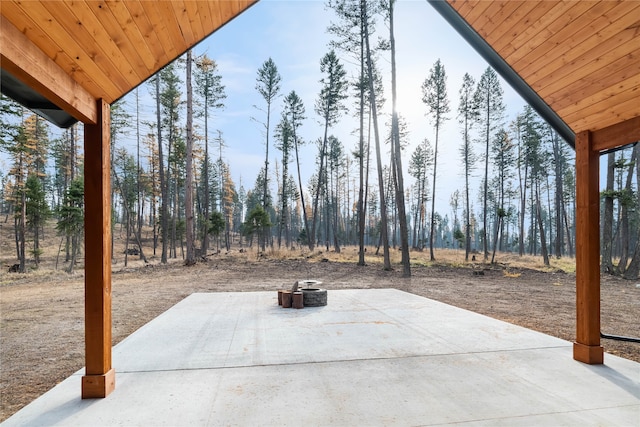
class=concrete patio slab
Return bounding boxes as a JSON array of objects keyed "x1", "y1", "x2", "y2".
[{"x1": 3, "y1": 289, "x2": 639, "y2": 426}]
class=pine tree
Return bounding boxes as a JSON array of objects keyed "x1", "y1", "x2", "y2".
[
  {"x1": 327, "y1": 135, "x2": 344, "y2": 252},
  {"x1": 143, "y1": 132, "x2": 161, "y2": 255},
  {"x1": 385, "y1": 0, "x2": 410, "y2": 276},
  {"x1": 21, "y1": 113, "x2": 49, "y2": 266},
  {"x1": 283, "y1": 91, "x2": 309, "y2": 249},
  {"x1": 221, "y1": 163, "x2": 237, "y2": 251},
  {"x1": 327, "y1": 0, "x2": 382, "y2": 265},
  {"x1": 57, "y1": 178, "x2": 84, "y2": 273},
  {"x1": 243, "y1": 205, "x2": 272, "y2": 251},
  {"x1": 275, "y1": 114, "x2": 294, "y2": 248},
  {"x1": 490, "y1": 128, "x2": 515, "y2": 263},
  {"x1": 112, "y1": 148, "x2": 142, "y2": 266},
  {"x1": 475, "y1": 67, "x2": 505, "y2": 261},
  {"x1": 408, "y1": 139, "x2": 432, "y2": 250},
  {"x1": 519, "y1": 105, "x2": 549, "y2": 265},
  {"x1": 5, "y1": 117, "x2": 32, "y2": 271},
  {"x1": 361, "y1": 0, "x2": 391, "y2": 270},
  {"x1": 25, "y1": 173, "x2": 49, "y2": 265},
  {"x1": 185, "y1": 49, "x2": 197, "y2": 265},
  {"x1": 623, "y1": 145, "x2": 640, "y2": 279},
  {"x1": 110, "y1": 100, "x2": 136, "y2": 262},
  {"x1": 153, "y1": 74, "x2": 168, "y2": 263},
  {"x1": 255, "y1": 58, "x2": 282, "y2": 211},
  {"x1": 0, "y1": 95, "x2": 21, "y2": 150},
  {"x1": 549, "y1": 125, "x2": 571, "y2": 258},
  {"x1": 195, "y1": 54, "x2": 226, "y2": 256},
  {"x1": 422, "y1": 59, "x2": 450, "y2": 261},
  {"x1": 615, "y1": 145, "x2": 637, "y2": 274},
  {"x1": 158, "y1": 63, "x2": 183, "y2": 260},
  {"x1": 312, "y1": 50, "x2": 348, "y2": 251},
  {"x1": 457, "y1": 73, "x2": 479, "y2": 261}
]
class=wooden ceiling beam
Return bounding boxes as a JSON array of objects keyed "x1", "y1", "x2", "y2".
[
  {"x1": 0, "y1": 15, "x2": 97, "y2": 125},
  {"x1": 571, "y1": 97, "x2": 640, "y2": 136},
  {"x1": 591, "y1": 115, "x2": 640, "y2": 152}
]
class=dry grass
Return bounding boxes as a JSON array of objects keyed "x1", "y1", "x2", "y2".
[
  {"x1": 1, "y1": 218, "x2": 578, "y2": 277},
  {"x1": 260, "y1": 246, "x2": 577, "y2": 273}
]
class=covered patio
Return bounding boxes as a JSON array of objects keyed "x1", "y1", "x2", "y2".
[
  {"x1": 1, "y1": 0, "x2": 639, "y2": 421},
  {"x1": 4, "y1": 289, "x2": 638, "y2": 425}
]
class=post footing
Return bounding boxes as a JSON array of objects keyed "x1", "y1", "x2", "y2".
[
  {"x1": 573, "y1": 342, "x2": 603, "y2": 364},
  {"x1": 82, "y1": 368, "x2": 115, "y2": 398}
]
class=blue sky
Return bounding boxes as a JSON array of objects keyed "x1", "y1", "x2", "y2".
[{"x1": 192, "y1": 0, "x2": 529, "y2": 214}]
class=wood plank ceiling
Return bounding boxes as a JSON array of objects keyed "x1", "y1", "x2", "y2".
[
  {"x1": 1, "y1": 0, "x2": 256, "y2": 123},
  {"x1": 444, "y1": 0, "x2": 640, "y2": 142},
  {"x1": 2, "y1": 0, "x2": 638, "y2": 143}
]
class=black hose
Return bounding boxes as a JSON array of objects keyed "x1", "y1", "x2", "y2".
[{"x1": 600, "y1": 332, "x2": 640, "y2": 343}]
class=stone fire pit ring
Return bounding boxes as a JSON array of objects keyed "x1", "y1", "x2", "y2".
[{"x1": 298, "y1": 280, "x2": 327, "y2": 307}]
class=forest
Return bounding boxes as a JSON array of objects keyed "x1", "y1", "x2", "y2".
[{"x1": 1, "y1": 0, "x2": 639, "y2": 279}]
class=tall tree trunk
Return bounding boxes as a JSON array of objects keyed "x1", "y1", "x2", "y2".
[
  {"x1": 388, "y1": 0, "x2": 410, "y2": 276},
  {"x1": 263, "y1": 105, "x2": 271, "y2": 211},
  {"x1": 490, "y1": 215, "x2": 502, "y2": 264},
  {"x1": 325, "y1": 173, "x2": 330, "y2": 251},
  {"x1": 293, "y1": 134, "x2": 311, "y2": 251},
  {"x1": 552, "y1": 132, "x2": 564, "y2": 258},
  {"x1": 365, "y1": 115, "x2": 372, "y2": 247},
  {"x1": 357, "y1": 0, "x2": 367, "y2": 266},
  {"x1": 465, "y1": 142, "x2": 471, "y2": 261},
  {"x1": 601, "y1": 152, "x2": 615, "y2": 273},
  {"x1": 113, "y1": 169, "x2": 148, "y2": 264},
  {"x1": 172, "y1": 179, "x2": 178, "y2": 258},
  {"x1": 623, "y1": 147, "x2": 640, "y2": 279},
  {"x1": 563, "y1": 204, "x2": 574, "y2": 257},
  {"x1": 185, "y1": 50, "x2": 196, "y2": 265},
  {"x1": 499, "y1": 153, "x2": 506, "y2": 252},
  {"x1": 429, "y1": 122, "x2": 439, "y2": 261},
  {"x1": 124, "y1": 210, "x2": 130, "y2": 267},
  {"x1": 412, "y1": 189, "x2": 419, "y2": 249},
  {"x1": 280, "y1": 156, "x2": 289, "y2": 250},
  {"x1": 617, "y1": 145, "x2": 637, "y2": 273},
  {"x1": 311, "y1": 133, "x2": 328, "y2": 253},
  {"x1": 202, "y1": 111, "x2": 210, "y2": 257},
  {"x1": 546, "y1": 174, "x2": 553, "y2": 257},
  {"x1": 332, "y1": 162, "x2": 341, "y2": 253},
  {"x1": 15, "y1": 209, "x2": 24, "y2": 272},
  {"x1": 517, "y1": 127, "x2": 527, "y2": 257},
  {"x1": 18, "y1": 153, "x2": 26, "y2": 272},
  {"x1": 67, "y1": 233, "x2": 78, "y2": 274},
  {"x1": 156, "y1": 76, "x2": 168, "y2": 264},
  {"x1": 136, "y1": 88, "x2": 144, "y2": 261},
  {"x1": 530, "y1": 186, "x2": 536, "y2": 255},
  {"x1": 482, "y1": 91, "x2": 490, "y2": 261},
  {"x1": 65, "y1": 126, "x2": 73, "y2": 260},
  {"x1": 151, "y1": 158, "x2": 158, "y2": 256},
  {"x1": 168, "y1": 113, "x2": 176, "y2": 259},
  {"x1": 536, "y1": 184, "x2": 550, "y2": 266},
  {"x1": 363, "y1": 0, "x2": 390, "y2": 270}
]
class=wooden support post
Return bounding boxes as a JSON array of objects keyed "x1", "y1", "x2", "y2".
[
  {"x1": 573, "y1": 130, "x2": 603, "y2": 364},
  {"x1": 82, "y1": 99, "x2": 115, "y2": 397}
]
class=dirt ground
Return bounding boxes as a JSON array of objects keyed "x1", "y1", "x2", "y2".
[{"x1": 1, "y1": 248, "x2": 639, "y2": 422}]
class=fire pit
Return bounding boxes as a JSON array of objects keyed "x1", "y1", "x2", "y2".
[{"x1": 298, "y1": 280, "x2": 327, "y2": 307}]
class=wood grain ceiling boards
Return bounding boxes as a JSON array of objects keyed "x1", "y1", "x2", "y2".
[
  {"x1": 1, "y1": 0, "x2": 256, "y2": 105},
  {"x1": 446, "y1": 0, "x2": 640, "y2": 138}
]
